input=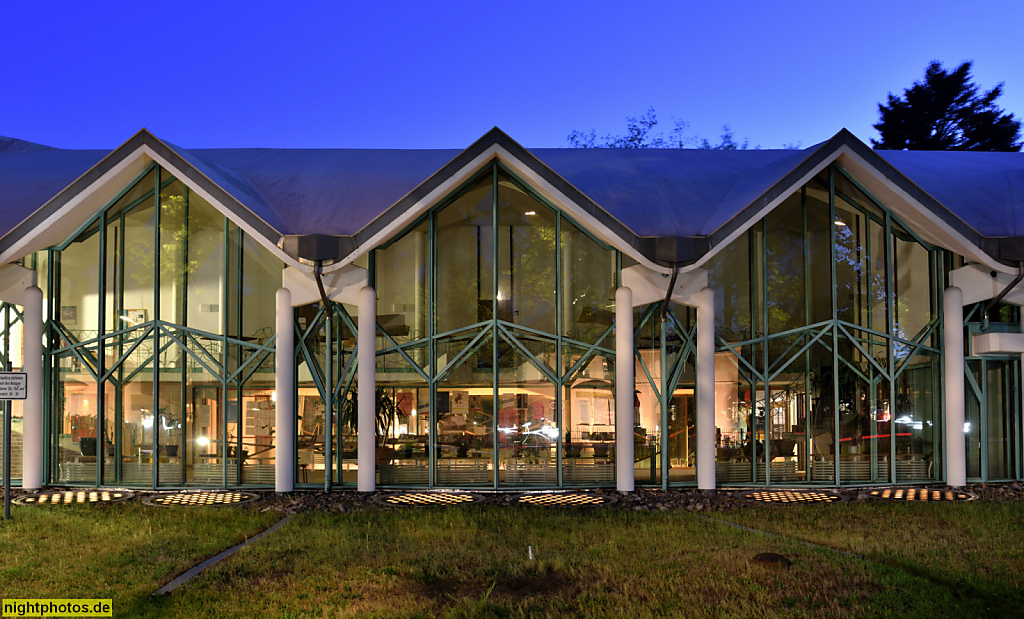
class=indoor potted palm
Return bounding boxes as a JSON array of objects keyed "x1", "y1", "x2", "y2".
[{"x1": 339, "y1": 386, "x2": 405, "y2": 464}]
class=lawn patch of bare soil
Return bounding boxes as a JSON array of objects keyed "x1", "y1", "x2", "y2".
[{"x1": 417, "y1": 572, "x2": 576, "y2": 602}]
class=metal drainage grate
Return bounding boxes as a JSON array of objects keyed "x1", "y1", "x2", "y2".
[
  {"x1": 143, "y1": 491, "x2": 260, "y2": 507},
  {"x1": 14, "y1": 490, "x2": 134, "y2": 505},
  {"x1": 376, "y1": 492, "x2": 481, "y2": 507},
  {"x1": 737, "y1": 490, "x2": 846, "y2": 504},
  {"x1": 516, "y1": 492, "x2": 616, "y2": 507},
  {"x1": 868, "y1": 488, "x2": 975, "y2": 502}
]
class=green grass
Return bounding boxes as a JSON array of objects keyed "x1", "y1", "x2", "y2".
[
  {"x1": 2, "y1": 500, "x2": 1022, "y2": 618},
  {"x1": 0, "y1": 503, "x2": 278, "y2": 615},
  {"x1": 715, "y1": 500, "x2": 1024, "y2": 616}
]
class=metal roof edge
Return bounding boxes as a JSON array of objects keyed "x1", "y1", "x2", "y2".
[
  {"x1": 0, "y1": 129, "x2": 291, "y2": 265},
  {"x1": 0, "y1": 130, "x2": 150, "y2": 260},
  {"x1": 701, "y1": 129, "x2": 993, "y2": 263},
  {"x1": 845, "y1": 134, "x2": 984, "y2": 247},
  {"x1": 146, "y1": 135, "x2": 284, "y2": 245},
  {"x1": 346, "y1": 127, "x2": 702, "y2": 267}
]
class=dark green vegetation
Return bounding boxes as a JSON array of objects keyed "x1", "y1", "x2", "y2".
[
  {"x1": 873, "y1": 61, "x2": 1022, "y2": 151},
  {"x1": 1, "y1": 499, "x2": 1021, "y2": 617}
]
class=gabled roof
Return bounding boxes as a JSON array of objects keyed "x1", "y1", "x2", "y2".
[
  {"x1": 878, "y1": 150, "x2": 1024, "y2": 237},
  {"x1": 2, "y1": 128, "x2": 1023, "y2": 272}
]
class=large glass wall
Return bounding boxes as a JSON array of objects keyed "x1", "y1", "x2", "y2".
[
  {"x1": 633, "y1": 302, "x2": 697, "y2": 486},
  {"x1": 964, "y1": 303, "x2": 1021, "y2": 481},
  {"x1": 706, "y1": 165, "x2": 941, "y2": 485},
  {"x1": 373, "y1": 164, "x2": 619, "y2": 488},
  {"x1": 37, "y1": 157, "x2": 974, "y2": 489},
  {"x1": 294, "y1": 300, "x2": 360, "y2": 487},
  {"x1": 48, "y1": 164, "x2": 284, "y2": 487}
]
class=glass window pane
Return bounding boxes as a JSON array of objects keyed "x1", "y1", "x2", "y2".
[
  {"x1": 239, "y1": 375, "x2": 276, "y2": 486},
  {"x1": 966, "y1": 360, "x2": 982, "y2": 478},
  {"x1": 713, "y1": 352, "x2": 755, "y2": 483},
  {"x1": 107, "y1": 168, "x2": 156, "y2": 221},
  {"x1": 985, "y1": 360, "x2": 1012, "y2": 479},
  {"x1": 806, "y1": 176, "x2": 833, "y2": 325},
  {"x1": 182, "y1": 362, "x2": 223, "y2": 485},
  {"x1": 159, "y1": 179, "x2": 187, "y2": 326},
  {"x1": 185, "y1": 191, "x2": 225, "y2": 335},
  {"x1": 894, "y1": 352, "x2": 938, "y2": 482},
  {"x1": 667, "y1": 364, "x2": 696, "y2": 485},
  {"x1": 113, "y1": 339, "x2": 155, "y2": 486},
  {"x1": 765, "y1": 350, "x2": 810, "y2": 483},
  {"x1": 436, "y1": 333, "x2": 494, "y2": 487},
  {"x1": 497, "y1": 335, "x2": 558, "y2": 487},
  {"x1": 104, "y1": 215, "x2": 121, "y2": 334},
  {"x1": 870, "y1": 219, "x2": 888, "y2": 333},
  {"x1": 241, "y1": 234, "x2": 283, "y2": 339},
  {"x1": 52, "y1": 354, "x2": 99, "y2": 484},
  {"x1": 376, "y1": 220, "x2": 428, "y2": 346},
  {"x1": 836, "y1": 335, "x2": 890, "y2": 484},
  {"x1": 121, "y1": 195, "x2": 156, "y2": 329},
  {"x1": 835, "y1": 197, "x2": 871, "y2": 328},
  {"x1": 765, "y1": 192, "x2": 805, "y2": 333},
  {"x1": 436, "y1": 174, "x2": 493, "y2": 335},
  {"x1": 297, "y1": 308, "x2": 330, "y2": 486},
  {"x1": 562, "y1": 218, "x2": 616, "y2": 344},
  {"x1": 155, "y1": 345, "x2": 186, "y2": 486},
  {"x1": 563, "y1": 353, "x2": 615, "y2": 486},
  {"x1": 893, "y1": 229, "x2": 932, "y2": 343},
  {"x1": 706, "y1": 231, "x2": 752, "y2": 343},
  {"x1": 59, "y1": 226, "x2": 101, "y2": 340},
  {"x1": 497, "y1": 172, "x2": 556, "y2": 334}
]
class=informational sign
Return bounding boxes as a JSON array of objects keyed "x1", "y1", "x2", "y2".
[{"x1": 0, "y1": 373, "x2": 27, "y2": 400}]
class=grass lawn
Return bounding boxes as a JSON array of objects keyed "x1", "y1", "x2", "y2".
[
  {"x1": 2, "y1": 499, "x2": 1022, "y2": 618},
  {"x1": 0, "y1": 503, "x2": 278, "y2": 615}
]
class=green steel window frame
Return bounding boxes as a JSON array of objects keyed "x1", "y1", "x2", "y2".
[
  {"x1": 709, "y1": 162, "x2": 942, "y2": 487},
  {"x1": 369, "y1": 161, "x2": 622, "y2": 489},
  {"x1": 43, "y1": 164, "x2": 282, "y2": 489}
]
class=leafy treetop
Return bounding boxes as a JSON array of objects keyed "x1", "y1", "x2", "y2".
[
  {"x1": 872, "y1": 61, "x2": 1022, "y2": 152},
  {"x1": 567, "y1": 108, "x2": 761, "y2": 150}
]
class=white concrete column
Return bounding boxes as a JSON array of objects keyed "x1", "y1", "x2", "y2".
[
  {"x1": 357, "y1": 286, "x2": 376, "y2": 492},
  {"x1": 943, "y1": 286, "x2": 966, "y2": 488},
  {"x1": 696, "y1": 287, "x2": 716, "y2": 491},
  {"x1": 615, "y1": 286, "x2": 634, "y2": 492},
  {"x1": 22, "y1": 286, "x2": 42, "y2": 490},
  {"x1": 275, "y1": 288, "x2": 295, "y2": 493}
]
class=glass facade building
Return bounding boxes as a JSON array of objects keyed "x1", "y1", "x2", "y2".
[{"x1": 0, "y1": 128, "x2": 1021, "y2": 491}]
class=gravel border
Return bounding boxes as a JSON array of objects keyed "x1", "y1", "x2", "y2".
[{"x1": 4, "y1": 481, "x2": 1020, "y2": 515}]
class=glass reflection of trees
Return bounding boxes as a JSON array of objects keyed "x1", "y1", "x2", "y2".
[
  {"x1": 373, "y1": 164, "x2": 618, "y2": 488},
  {"x1": 707, "y1": 164, "x2": 940, "y2": 485},
  {"x1": 49, "y1": 164, "x2": 283, "y2": 488}
]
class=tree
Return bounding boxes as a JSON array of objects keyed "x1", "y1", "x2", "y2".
[
  {"x1": 873, "y1": 61, "x2": 1022, "y2": 151},
  {"x1": 567, "y1": 107, "x2": 753, "y2": 150}
]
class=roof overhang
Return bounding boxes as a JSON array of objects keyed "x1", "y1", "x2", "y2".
[
  {"x1": 687, "y1": 130, "x2": 1009, "y2": 274},
  {"x1": 0, "y1": 130, "x2": 305, "y2": 270},
  {"x1": 3, "y1": 127, "x2": 1015, "y2": 281},
  {"x1": 316, "y1": 128, "x2": 702, "y2": 275}
]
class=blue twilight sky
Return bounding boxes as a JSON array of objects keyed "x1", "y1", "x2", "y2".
[{"x1": 2, "y1": 1, "x2": 1023, "y2": 152}]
